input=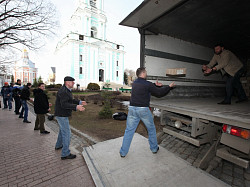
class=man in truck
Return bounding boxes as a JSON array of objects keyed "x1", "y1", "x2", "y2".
[
  {"x1": 119, "y1": 67, "x2": 175, "y2": 157},
  {"x1": 202, "y1": 44, "x2": 247, "y2": 105}
]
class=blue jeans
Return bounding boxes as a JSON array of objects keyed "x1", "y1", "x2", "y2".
[
  {"x1": 3, "y1": 97, "x2": 12, "y2": 109},
  {"x1": 120, "y1": 106, "x2": 158, "y2": 156},
  {"x1": 55, "y1": 117, "x2": 71, "y2": 157},
  {"x1": 19, "y1": 100, "x2": 28, "y2": 121}
]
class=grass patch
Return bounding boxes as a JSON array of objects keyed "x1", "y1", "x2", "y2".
[{"x1": 46, "y1": 91, "x2": 162, "y2": 141}]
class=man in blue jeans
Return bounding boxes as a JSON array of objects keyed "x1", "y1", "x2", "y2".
[
  {"x1": 54, "y1": 76, "x2": 87, "y2": 160},
  {"x1": 19, "y1": 83, "x2": 32, "y2": 123},
  {"x1": 120, "y1": 68, "x2": 175, "y2": 157}
]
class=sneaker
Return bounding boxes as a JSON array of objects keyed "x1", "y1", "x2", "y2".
[
  {"x1": 19, "y1": 116, "x2": 24, "y2": 118},
  {"x1": 34, "y1": 128, "x2": 39, "y2": 130},
  {"x1": 40, "y1": 130, "x2": 50, "y2": 134},
  {"x1": 23, "y1": 120, "x2": 31, "y2": 123},
  {"x1": 55, "y1": 146, "x2": 63, "y2": 150},
  {"x1": 9, "y1": 109, "x2": 12, "y2": 111},
  {"x1": 152, "y1": 147, "x2": 159, "y2": 154},
  {"x1": 61, "y1": 154, "x2": 76, "y2": 160}
]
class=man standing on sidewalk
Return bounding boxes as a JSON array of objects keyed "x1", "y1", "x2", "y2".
[
  {"x1": 1, "y1": 82, "x2": 12, "y2": 110},
  {"x1": 12, "y1": 79, "x2": 23, "y2": 115},
  {"x1": 120, "y1": 67, "x2": 175, "y2": 157},
  {"x1": 54, "y1": 76, "x2": 87, "y2": 160},
  {"x1": 19, "y1": 83, "x2": 32, "y2": 123},
  {"x1": 33, "y1": 83, "x2": 51, "y2": 134}
]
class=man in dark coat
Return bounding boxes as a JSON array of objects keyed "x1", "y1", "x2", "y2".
[
  {"x1": 12, "y1": 79, "x2": 23, "y2": 114},
  {"x1": 19, "y1": 83, "x2": 32, "y2": 123},
  {"x1": 1, "y1": 82, "x2": 12, "y2": 110},
  {"x1": 33, "y1": 83, "x2": 51, "y2": 134},
  {"x1": 54, "y1": 76, "x2": 87, "y2": 160}
]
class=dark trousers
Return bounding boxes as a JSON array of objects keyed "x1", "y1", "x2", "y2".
[
  {"x1": 3, "y1": 97, "x2": 12, "y2": 109},
  {"x1": 224, "y1": 68, "x2": 247, "y2": 103},
  {"x1": 14, "y1": 96, "x2": 21, "y2": 114},
  {"x1": 35, "y1": 114, "x2": 45, "y2": 132}
]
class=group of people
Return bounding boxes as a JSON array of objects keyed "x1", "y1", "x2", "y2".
[
  {"x1": 1, "y1": 80, "x2": 31, "y2": 122},
  {"x1": 1, "y1": 44, "x2": 247, "y2": 160}
]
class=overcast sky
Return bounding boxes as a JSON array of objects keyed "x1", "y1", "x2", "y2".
[{"x1": 29, "y1": 0, "x2": 143, "y2": 79}]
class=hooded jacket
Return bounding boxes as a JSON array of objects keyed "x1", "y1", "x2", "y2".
[
  {"x1": 1, "y1": 85, "x2": 12, "y2": 98},
  {"x1": 33, "y1": 88, "x2": 49, "y2": 114}
]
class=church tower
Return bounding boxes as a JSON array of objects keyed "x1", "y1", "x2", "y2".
[{"x1": 55, "y1": 0, "x2": 125, "y2": 88}]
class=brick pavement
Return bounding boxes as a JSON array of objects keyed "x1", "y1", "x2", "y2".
[
  {"x1": 0, "y1": 109, "x2": 95, "y2": 187},
  {"x1": 159, "y1": 133, "x2": 250, "y2": 187}
]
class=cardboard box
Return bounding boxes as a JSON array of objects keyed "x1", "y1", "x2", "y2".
[{"x1": 166, "y1": 68, "x2": 186, "y2": 76}]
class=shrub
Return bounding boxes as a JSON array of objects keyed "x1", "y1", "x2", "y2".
[
  {"x1": 55, "y1": 84, "x2": 62, "y2": 88},
  {"x1": 87, "y1": 83, "x2": 100, "y2": 90},
  {"x1": 99, "y1": 91, "x2": 113, "y2": 119},
  {"x1": 46, "y1": 84, "x2": 55, "y2": 89}
]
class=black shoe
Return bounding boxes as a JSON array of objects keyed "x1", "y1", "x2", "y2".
[
  {"x1": 15, "y1": 113, "x2": 20, "y2": 115},
  {"x1": 61, "y1": 154, "x2": 76, "y2": 160},
  {"x1": 23, "y1": 120, "x2": 31, "y2": 123},
  {"x1": 236, "y1": 98, "x2": 248, "y2": 103},
  {"x1": 19, "y1": 116, "x2": 24, "y2": 118},
  {"x1": 34, "y1": 128, "x2": 39, "y2": 130},
  {"x1": 55, "y1": 146, "x2": 63, "y2": 150},
  {"x1": 40, "y1": 130, "x2": 50, "y2": 134},
  {"x1": 120, "y1": 153, "x2": 125, "y2": 158},
  {"x1": 153, "y1": 147, "x2": 159, "y2": 154},
  {"x1": 217, "y1": 101, "x2": 231, "y2": 105}
]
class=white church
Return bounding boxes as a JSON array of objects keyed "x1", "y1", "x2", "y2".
[{"x1": 55, "y1": 0, "x2": 125, "y2": 88}]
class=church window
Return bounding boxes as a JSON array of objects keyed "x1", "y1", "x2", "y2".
[
  {"x1": 79, "y1": 35, "x2": 84, "y2": 40},
  {"x1": 116, "y1": 61, "x2": 118, "y2": 66},
  {"x1": 80, "y1": 67, "x2": 83, "y2": 74},
  {"x1": 90, "y1": 0, "x2": 96, "y2": 7},
  {"x1": 116, "y1": 71, "x2": 118, "y2": 77},
  {"x1": 91, "y1": 27, "x2": 97, "y2": 38},
  {"x1": 80, "y1": 55, "x2": 82, "y2": 61}
]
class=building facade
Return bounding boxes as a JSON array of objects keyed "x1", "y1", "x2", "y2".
[
  {"x1": 13, "y1": 49, "x2": 38, "y2": 84},
  {"x1": 55, "y1": 0, "x2": 125, "y2": 88}
]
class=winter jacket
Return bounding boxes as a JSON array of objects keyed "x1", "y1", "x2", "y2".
[
  {"x1": 20, "y1": 86, "x2": 30, "y2": 100},
  {"x1": 130, "y1": 77, "x2": 171, "y2": 107},
  {"x1": 54, "y1": 85, "x2": 80, "y2": 117},
  {"x1": 12, "y1": 84, "x2": 22, "y2": 98},
  {"x1": 33, "y1": 88, "x2": 49, "y2": 114},
  {"x1": 1, "y1": 86, "x2": 12, "y2": 98}
]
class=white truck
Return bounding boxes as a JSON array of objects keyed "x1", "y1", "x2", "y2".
[{"x1": 120, "y1": 0, "x2": 250, "y2": 169}]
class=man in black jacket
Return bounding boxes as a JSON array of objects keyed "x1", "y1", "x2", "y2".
[
  {"x1": 19, "y1": 83, "x2": 32, "y2": 123},
  {"x1": 120, "y1": 67, "x2": 175, "y2": 157},
  {"x1": 54, "y1": 76, "x2": 87, "y2": 160},
  {"x1": 33, "y1": 83, "x2": 51, "y2": 134},
  {"x1": 12, "y1": 79, "x2": 22, "y2": 114}
]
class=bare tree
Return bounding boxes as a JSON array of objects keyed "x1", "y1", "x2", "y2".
[{"x1": 0, "y1": 0, "x2": 58, "y2": 53}]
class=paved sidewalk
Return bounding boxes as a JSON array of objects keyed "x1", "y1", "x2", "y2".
[{"x1": 0, "y1": 109, "x2": 95, "y2": 187}]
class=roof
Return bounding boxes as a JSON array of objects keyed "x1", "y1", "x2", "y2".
[{"x1": 120, "y1": 0, "x2": 250, "y2": 57}]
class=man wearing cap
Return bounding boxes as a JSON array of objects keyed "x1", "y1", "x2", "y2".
[
  {"x1": 1, "y1": 82, "x2": 12, "y2": 110},
  {"x1": 54, "y1": 76, "x2": 87, "y2": 160}
]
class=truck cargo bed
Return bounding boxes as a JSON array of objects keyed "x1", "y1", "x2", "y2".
[{"x1": 150, "y1": 98, "x2": 250, "y2": 129}]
